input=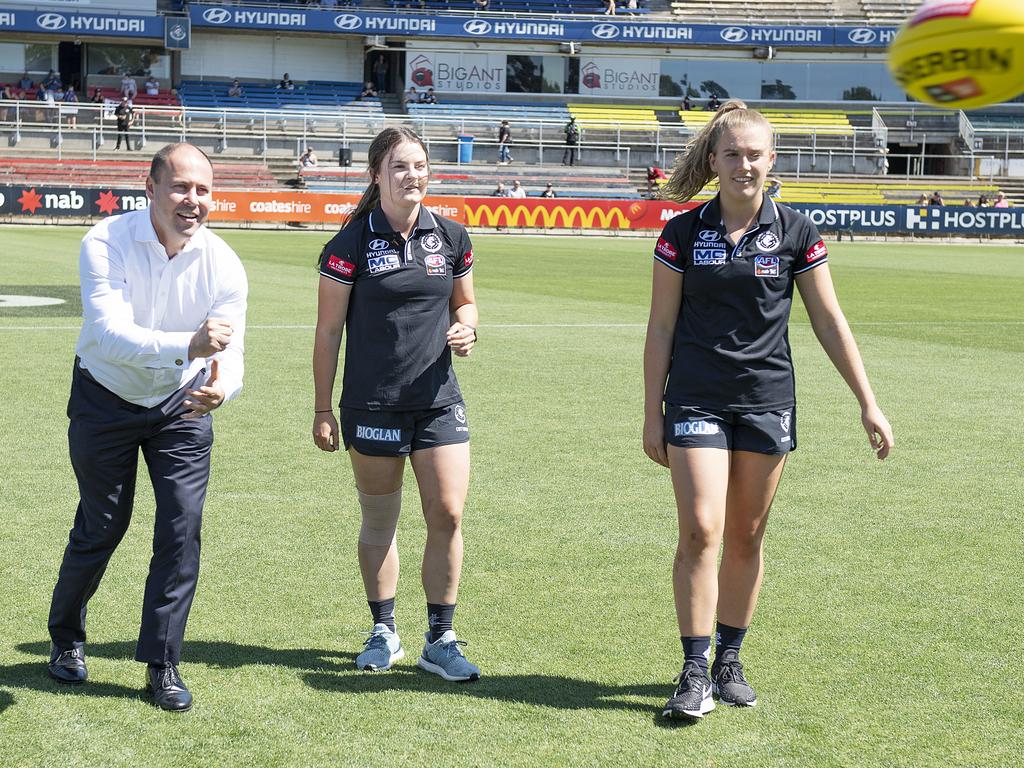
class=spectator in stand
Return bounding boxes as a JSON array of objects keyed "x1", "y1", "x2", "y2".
[
  {"x1": 278, "y1": 73, "x2": 295, "y2": 91},
  {"x1": 541, "y1": 183, "x2": 556, "y2": 199},
  {"x1": 372, "y1": 56, "x2": 388, "y2": 94},
  {"x1": 114, "y1": 95, "x2": 134, "y2": 150},
  {"x1": 492, "y1": 181, "x2": 509, "y2": 197},
  {"x1": 0, "y1": 84, "x2": 14, "y2": 122},
  {"x1": 359, "y1": 82, "x2": 378, "y2": 100},
  {"x1": 145, "y1": 76, "x2": 160, "y2": 96},
  {"x1": 647, "y1": 165, "x2": 668, "y2": 198},
  {"x1": 766, "y1": 176, "x2": 783, "y2": 198},
  {"x1": 419, "y1": 88, "x2": 437, "y2": 104},
  {"x1": 299, "y1": 147, "x2": 318, "y2": 169},
  {"x1": 404, "y1": 86, "x2": 418, "y2": 105},
  {"x1": 626, "y1": 0, "x2": 639, "y2": 10},
  {"x1": 90, "y1": 87, "x2": 105, "y2": 123},
  {"x1": 977, "y1": 194, "x2": 990, "y2": 207},
  {"x1": 475, "y1": 0, "x2": 489, "y2": 9},
  {"x1": 497, "y1": 119, "x2": 513, "y2": 165},
  {"x1": 562, "y1": 117, "x2": 580, "y2": 166},
  {"x1": 994, "y1": 191, "x2": 1010, "y2": 208},
  {"x1": 915, "y1": 193, "x2": 928, "y2": 205},
  {"x1": 706, "y1": 93, "x2": 722, "y2": 111},
  {"x1": 509, "y1": 179, "x2": 527, "y2": 198},
  {"x1": 603, "y1": 0, "x2": 617, "y2": 14},
  {"x1": 62, "y1": 85, "x2": 79, "y2": 128},
  {"x1": 18, "y1": 72, "x2": 33, "y2": 92},
  {"x1": 681, "y1": 95, "x2": 692, "y2": 112},
  {"x1": 43, "y1": 69, "x2": 61, "y2": 94},
  {"x1": 963, "y1": 199, "x2": 976, "y2": 207},
  {"x1": 228, "y1": 79, "x2": 243, "y2": 98},
  {"x1": 928, "y1": 190, "x2": 944, "y2": 206},
  {"x1": 120, "y1": 72, "x2": 138, "y2": 101}
]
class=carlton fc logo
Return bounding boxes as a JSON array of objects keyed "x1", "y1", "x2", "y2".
[
  {"x1": 463, "y1": 19, "x2": 491, "y2": 35},
  {"x1": 334, "y1": 14, "x2": 362, "y2": 30},
  {"x1": 36, "y1": 13, "x2": 67, "y2": 30},
  {"x1": 720, "y1": 26, "x2": 748, "y2": 42},
  {"x1": 591, "y1": 23, "x2": 620, "y2": 40},
  {"x1": 202, "y1": 8, "x2": 231, "y2": 24},
  {"x1": 168, "y1": 23, "x2": 187, "y2": 42}
]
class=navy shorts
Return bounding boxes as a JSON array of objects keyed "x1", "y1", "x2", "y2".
[
  {"x1": 664, "y1": 404, "x2": 796, "y2": 455},
  {"x1": 341, "y1": 401, "x2": 470, "y2": 457}
]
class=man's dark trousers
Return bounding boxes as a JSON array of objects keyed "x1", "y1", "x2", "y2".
[{"x1": 48, "y1": 363, "x2": 212, "y2": 666}]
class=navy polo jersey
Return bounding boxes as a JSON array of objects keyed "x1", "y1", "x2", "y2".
[
  {"x1": 654, "y1": 194, "x2": 828, "y2": 412},
  {"x1": 319, "y1": 205, "x2": 474, "y2": 411}
]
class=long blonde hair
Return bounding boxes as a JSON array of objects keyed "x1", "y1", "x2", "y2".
[
  {"x1": 662, "y1": 100, "x2": 774, "y2": 203},
  {"x1": 344, "y1": 126, "x2": 430, "y2": 229}
]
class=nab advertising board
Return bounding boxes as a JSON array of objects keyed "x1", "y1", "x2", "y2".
[{"x1": 186, "y1": 4, "x2": 896, "y2": 49}]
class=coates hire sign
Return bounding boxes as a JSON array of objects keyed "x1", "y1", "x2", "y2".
[
  {"x1": 787, "y1": 204, "x2": 1024, "y2": 236},
  {"x1": 0, "y1": 7, "x2": 162, "y2": 38},
  {"x1": 187, "y1": 4, "x2": 897, "y2": 49}
]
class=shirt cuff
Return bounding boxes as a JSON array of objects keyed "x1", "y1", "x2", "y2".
[{"x1": 161, "y1": 332, "x2": 193, "y2": 369}]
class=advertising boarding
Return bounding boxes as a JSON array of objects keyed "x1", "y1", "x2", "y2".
[{"x1": 406, "y1": 52, "x2": 506, "y2": 94}]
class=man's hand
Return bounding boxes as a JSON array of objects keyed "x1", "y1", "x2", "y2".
[
  {"x1": 183, "y1": 359, "x2": 225, "y2": 419},
  {"x1": 188, "y1": 318, "x2": 233, "y2": 360}
]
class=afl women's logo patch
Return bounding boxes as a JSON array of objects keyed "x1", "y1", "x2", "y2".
[
  {"x1": 780, "y1": 411, "x2": 791, "y2": 433},
  {"x1": 424, "y1": 253, "x2": 446, "y2": 276},
  {"x1": 754, "y1": 255, "x2": 780, "y2": 277},
  {"x1": 368, "y1": 238, "x2": 390, "y2": 251},
  {"x1": 756, "y1": 231, "x2": 780, "y2": 252},
  {"x1": 421, "y1": 233, "x2": 443, "y2": 253}
]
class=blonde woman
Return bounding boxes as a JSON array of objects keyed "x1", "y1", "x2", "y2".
[{"x1": 644, "y1": 102, "x2": 893, "y2": 720}]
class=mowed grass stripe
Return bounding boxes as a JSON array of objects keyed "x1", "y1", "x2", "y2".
[{"x1": 1, "y1": 227, "x2": 1021, "y2": 767}]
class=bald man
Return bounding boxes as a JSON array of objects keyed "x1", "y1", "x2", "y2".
[{"x1": 46, "y1": 143, "x2": 248, "y2": 712}]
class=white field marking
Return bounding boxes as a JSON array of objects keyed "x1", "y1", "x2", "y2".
[
  {"x1": 3, "y1": 321, "x2": 1024, "y2": 332},
  {"x1": 0, "y1": 295, "x2": 66, "y2": 308}
]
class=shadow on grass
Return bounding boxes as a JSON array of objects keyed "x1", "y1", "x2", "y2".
[
  {"x1": 304, "y1": 667, "x2": 666, "y2": 714},
  {"x1": 11, "y1": 640, "x2": 669, "y2": 714},
  {"x1": 0, "y1": 689, "x2": 14, "y2": 714}
]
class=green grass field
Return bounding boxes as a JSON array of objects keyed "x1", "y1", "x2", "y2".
[{"x1": 1, "y1": 226, "x2": 1022, "y2": 767}]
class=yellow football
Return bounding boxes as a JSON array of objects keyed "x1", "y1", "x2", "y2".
[{"x1": 887, "y1": 0, "x2": 1024, "y2": 109}]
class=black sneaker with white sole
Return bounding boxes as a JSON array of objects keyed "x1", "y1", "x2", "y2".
[
  {"x1": 711, "y1": 648, "x2": 757, "y2": 707},
  {"x1": 662, "y1": 660, "x2": 714, "y2": 720}
]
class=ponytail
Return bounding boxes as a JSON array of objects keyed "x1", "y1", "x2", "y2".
[{"x1": 662, "y1": 100, "x2": 774, "y2": 203}]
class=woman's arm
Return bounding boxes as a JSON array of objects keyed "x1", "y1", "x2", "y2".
[
  {"x1": 796, "y1": 264, "x2": 894, "y2": 459},
  {"x1": 643, "y1": 262, "x2": 684, "y2": 467},
  {"x1": 312, "y1": 276, "x2": 352, "y2": 452}
]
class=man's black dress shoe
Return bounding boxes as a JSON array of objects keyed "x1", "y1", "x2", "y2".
[
  {"x1": 48, "y1": 646, "x2": 88, "y2": 684},
  {"x1": 146, "y1": 663, "x2": 193, "y2": 712}
]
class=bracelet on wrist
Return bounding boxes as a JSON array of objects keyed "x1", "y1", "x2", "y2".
[{"x1": 314, "y1": 409, "x2": 333, "y2": 414}]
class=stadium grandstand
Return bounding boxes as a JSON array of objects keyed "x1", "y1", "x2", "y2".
[{"x1": 1, "y1": 0, "x2": 1022, "y2": 233}]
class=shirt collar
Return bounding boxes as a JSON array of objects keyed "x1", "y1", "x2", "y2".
[
  {"x1": 134, "y1": 208, "x2": 206, "y2": 256},
  {"x1": 698, "y1": 193, "x2": 777, "y2": 229},
  {"x1": 368, "y1": 204, "x2": 436, "y2": 235}
]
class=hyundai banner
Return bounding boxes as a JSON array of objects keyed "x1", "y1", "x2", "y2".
[
  {"x1": 0, "y1": 7, "x2": 163, "y2": 38},
  {"x1": 187, "y1": 4, "x2": 896, "y2": 49}
]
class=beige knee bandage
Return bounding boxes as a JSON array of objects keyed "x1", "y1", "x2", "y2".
[{"x1": 358, "y1": 487, "x2": 402, "y2": 546}]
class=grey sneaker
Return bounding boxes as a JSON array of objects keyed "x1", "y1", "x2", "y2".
[
  {"x1": 416, "y1": 630, "x2": 480, "y2": 682},
  {"x1": 711, "y1": 649, "x2": 757, "y2": 706},
  {"x1": 662, "y1": 661, "x2": 714, "y2": 720},
  {"x1": 355, "y1": 623, "x2": 405, "y2": 672}
]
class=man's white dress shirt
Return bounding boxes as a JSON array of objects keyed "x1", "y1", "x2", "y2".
[{"x1": 76, "y1": 209, "x2": 247, "y2": 408}]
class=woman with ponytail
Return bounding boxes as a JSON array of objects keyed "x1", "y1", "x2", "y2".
[
  {"x1": 312, "y1": 127, "x2": 481, "y2": 681},
  {"x1": 644, "y1": 102, "x2": 894, "y2": 720}
]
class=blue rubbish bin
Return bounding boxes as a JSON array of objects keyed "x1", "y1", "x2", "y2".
[{"x1": 457, "y1": 135, "x2": 474, "y2": 164}]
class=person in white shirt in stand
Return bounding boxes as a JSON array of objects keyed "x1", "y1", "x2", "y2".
[
  {"x1": 508, "y1": 179, "x2": 526, "y2": 198},
  {"x1": 45, "y1": 142, "x2": 248, "y2": 714}
]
